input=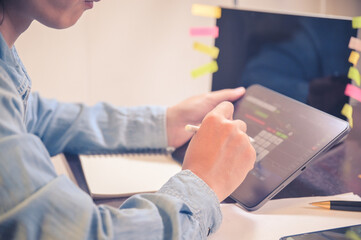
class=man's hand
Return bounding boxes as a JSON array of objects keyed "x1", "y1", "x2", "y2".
[
  {"x1": 182, "y1": 101, "x2": 256, "y2": 202},
  {"x1": 166, "y1": 87, "x2": 246, "y2": 148}
]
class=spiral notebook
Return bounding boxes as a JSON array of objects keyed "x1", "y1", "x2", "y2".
[{"x1": 79, "y1": 150, "x2": 182, "y2": 198}]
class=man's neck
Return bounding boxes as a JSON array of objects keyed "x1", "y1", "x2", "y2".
[{"x1": 0, "y1": 6, "x2": 32, "y2": 48}]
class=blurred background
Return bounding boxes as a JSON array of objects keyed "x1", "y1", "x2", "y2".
[{"x1": 16, "y1": 0, "x2": 361, "y2": 108}]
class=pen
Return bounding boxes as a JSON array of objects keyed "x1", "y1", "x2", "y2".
[
  {"x1": 185, "y1": 124, "x2": 255, "y2": 143},
  {"x1": 310, "y1": 200, "x2": 361, "y2": 212}
]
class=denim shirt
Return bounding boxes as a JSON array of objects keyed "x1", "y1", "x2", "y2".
[{"x1": 0, "y1": 34, "x2": 222, "y2": 239}]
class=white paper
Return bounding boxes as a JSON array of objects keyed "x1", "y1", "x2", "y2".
[
  {"x1": 80, "y1": 154, "x2": 181, "y2": 197},
  {"x1": 209, "y1": 193, "x2": 361, "y2": 240}
]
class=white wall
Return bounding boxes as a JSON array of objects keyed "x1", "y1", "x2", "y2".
[{"x1": 16, "y1": 0, "x2": 361, "y2": 107}]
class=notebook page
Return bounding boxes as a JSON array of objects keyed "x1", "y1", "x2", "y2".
[{"x1": 80, "y1": 154, "x2": 182, "y2": 198}]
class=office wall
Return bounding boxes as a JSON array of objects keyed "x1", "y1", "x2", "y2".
[{"x1": 16, "y1": 0, "x2": 361, "y2": 107}]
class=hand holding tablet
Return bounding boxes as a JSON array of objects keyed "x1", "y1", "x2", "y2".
[{"x1": 173, "y1": 84, "x2": 350, "y2": 210}]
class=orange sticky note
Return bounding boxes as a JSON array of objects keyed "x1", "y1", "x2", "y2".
[
  {"x1": 191, "y1": 61, "x2": 218, "y2": 78},
  {"x1": 349, "y1": 37, "x2": 361, "y2": 52},
  {"x1": 348, "y1": 66, "x2": 361, "y2": 86},
  {"x1": 349, "y1": 51, "x2": 360, "y2": 66},
  {"x1": 344, "y1": 83, "x2": 361, "y2": 102},
  {"x1": 352, "y1": 16, "x2": 361, "y2": 29},
  {"x1": 341, "y1": 103, "x2": 353, "y2": 128},
  {"x1": 193, "y1": 42, "x2": 220, "y2": 59},
  {"x1": 191, "y1": 4, "x2": 222, "y2": 19}
]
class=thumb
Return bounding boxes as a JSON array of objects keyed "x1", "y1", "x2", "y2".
[{"x1": 209, "y1": 101, "x2": 234, "y2": 120}]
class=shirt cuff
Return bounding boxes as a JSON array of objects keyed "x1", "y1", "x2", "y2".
[{"x1": 158, "y1": 170, "x2": 222, "y2": 236}]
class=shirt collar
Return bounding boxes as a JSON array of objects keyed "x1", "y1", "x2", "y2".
[
  {"x1": 0, "y1": 32, "x2": 17, "y2": 66},
  {"x1": 0, "y1": 32, "x2": 32, "y2": 107}
]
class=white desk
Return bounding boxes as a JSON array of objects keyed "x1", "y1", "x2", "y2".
[{"x1": 209, "y1": 193, "x2": 361, "y2": 240}]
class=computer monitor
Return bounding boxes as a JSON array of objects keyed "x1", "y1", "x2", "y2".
[{"x1": 212, "y1": 8, "x2": 358, "y2": 119}]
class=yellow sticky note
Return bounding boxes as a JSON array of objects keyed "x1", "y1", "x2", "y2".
[
  {"x1": 341, "y1": 103, "x2": 353, "y2": 128},
  {"x1": 191, "y1": 4, "x2": 221, "y2": 19},
  {"x1": 348, "y1": 66, "x2": 361, "y2": 86},
  {"x1": 349, "y1": 51, "x2": 360, "y2": 66},
  {"x1": 352, "y1": 16, "x2": 361, "y2": 29},
  {"x1": 191, "y1": 61, "x2": 218, "y2": 78},
  {"x1": 193, "y1": 42, "x2": 219, "y2": 59}
]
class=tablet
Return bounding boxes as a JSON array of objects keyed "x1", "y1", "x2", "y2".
[
  {"x1": 230, "y1": 84, "x2": 350, "y2": 210},
  {"x1": 279, "y1": 224, "x2": 361, "y2": 239}
]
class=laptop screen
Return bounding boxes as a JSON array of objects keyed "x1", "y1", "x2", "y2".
[{"x1": 212, "y1": 8, "x2": 358, "y2": 119}]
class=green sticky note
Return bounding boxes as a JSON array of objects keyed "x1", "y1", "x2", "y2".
[
  {"x1": 352, "y1": 16, "x2": 361, "y2": 29},
  {"x1": 191, "y1": 61, "x2": 218, "y2": 78},
  {"x1": 348, "y1": 66, "x2": 361, "y2": 86}
]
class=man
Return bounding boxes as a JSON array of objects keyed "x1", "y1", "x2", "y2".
[{"x1": 0, "y1": 0, "x2": 255, "y2": 239}]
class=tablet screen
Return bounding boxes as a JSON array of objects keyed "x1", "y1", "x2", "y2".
[
  {"x1": 279, "y1": 224, "x2": 361, "y2": 240},
  {"x1": 230, "y1": 85, "x2": 350, "y2": 210}
]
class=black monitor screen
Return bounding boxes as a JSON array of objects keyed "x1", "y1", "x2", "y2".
[{"x1": 212, "y1": 8, "x2": 358, "y2": 119}]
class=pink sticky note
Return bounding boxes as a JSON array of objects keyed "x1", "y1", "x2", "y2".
[
  {"x1": 190, "y1": 27, "x2": 219, "y2": 38},
  {"x1": 349, "y1": 37, "x2": 361, "y2": 52},
  {"x1": 344, "y1": 83, "x2": 361, "y2": 102}
]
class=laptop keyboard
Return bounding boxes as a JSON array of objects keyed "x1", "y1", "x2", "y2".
[{"x1": 252, "y1": 130, "x2": 284, "y2": 162}]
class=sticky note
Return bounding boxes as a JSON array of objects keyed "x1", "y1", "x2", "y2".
[
  {"x1": 348, "y1": 66, "x2": 361, "y2": 86},
  {"x1": 349, "y1": 37, "x2": 361, "y2": 52},
  {"x1": 352, "y1": 16, "x2": 361, "y2": 29},
  {"x1": 191, "y1": 4, "x2": 222, "y2": 19},
  {"x1": 341, "y1": 103, "x2": 353, "y2": 128},
  {"x1": 191, "y1": 61, "x2": 218, "y2": 78},
  {"x1": 349, "y1": 51, "x2": 360, "y2": 66},
  {"x1": 193, "y1": 42, "x2": 220, "y2": 59},
  {"x1": 190, "y1": 27, "x2": 219, "y2": 38},
  {"x1": 344, "y1": 83, "x2": 361, "y2": 103}
]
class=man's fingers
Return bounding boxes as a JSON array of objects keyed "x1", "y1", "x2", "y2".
[
  {"x1": 210, "y1": 101, "x2": 234, "y2": 120},
  {"x1": 210, "y1": 87, "x2": 246, "y2": 103},
  {"x1": 206, "y1": 102, "x2": 248, "y2": 132},
  {"x1": 234, "y1": 119, "x2": 247, "y2": 133}
]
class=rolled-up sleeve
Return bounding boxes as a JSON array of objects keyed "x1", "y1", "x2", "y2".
[{"x1": 25, "y1": 92, "x2": 168, "y2": 156}]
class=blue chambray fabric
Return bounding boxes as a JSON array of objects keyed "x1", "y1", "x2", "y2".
[{"x1": 0, "y1": 33, "x2": 221, "y2": 239}]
